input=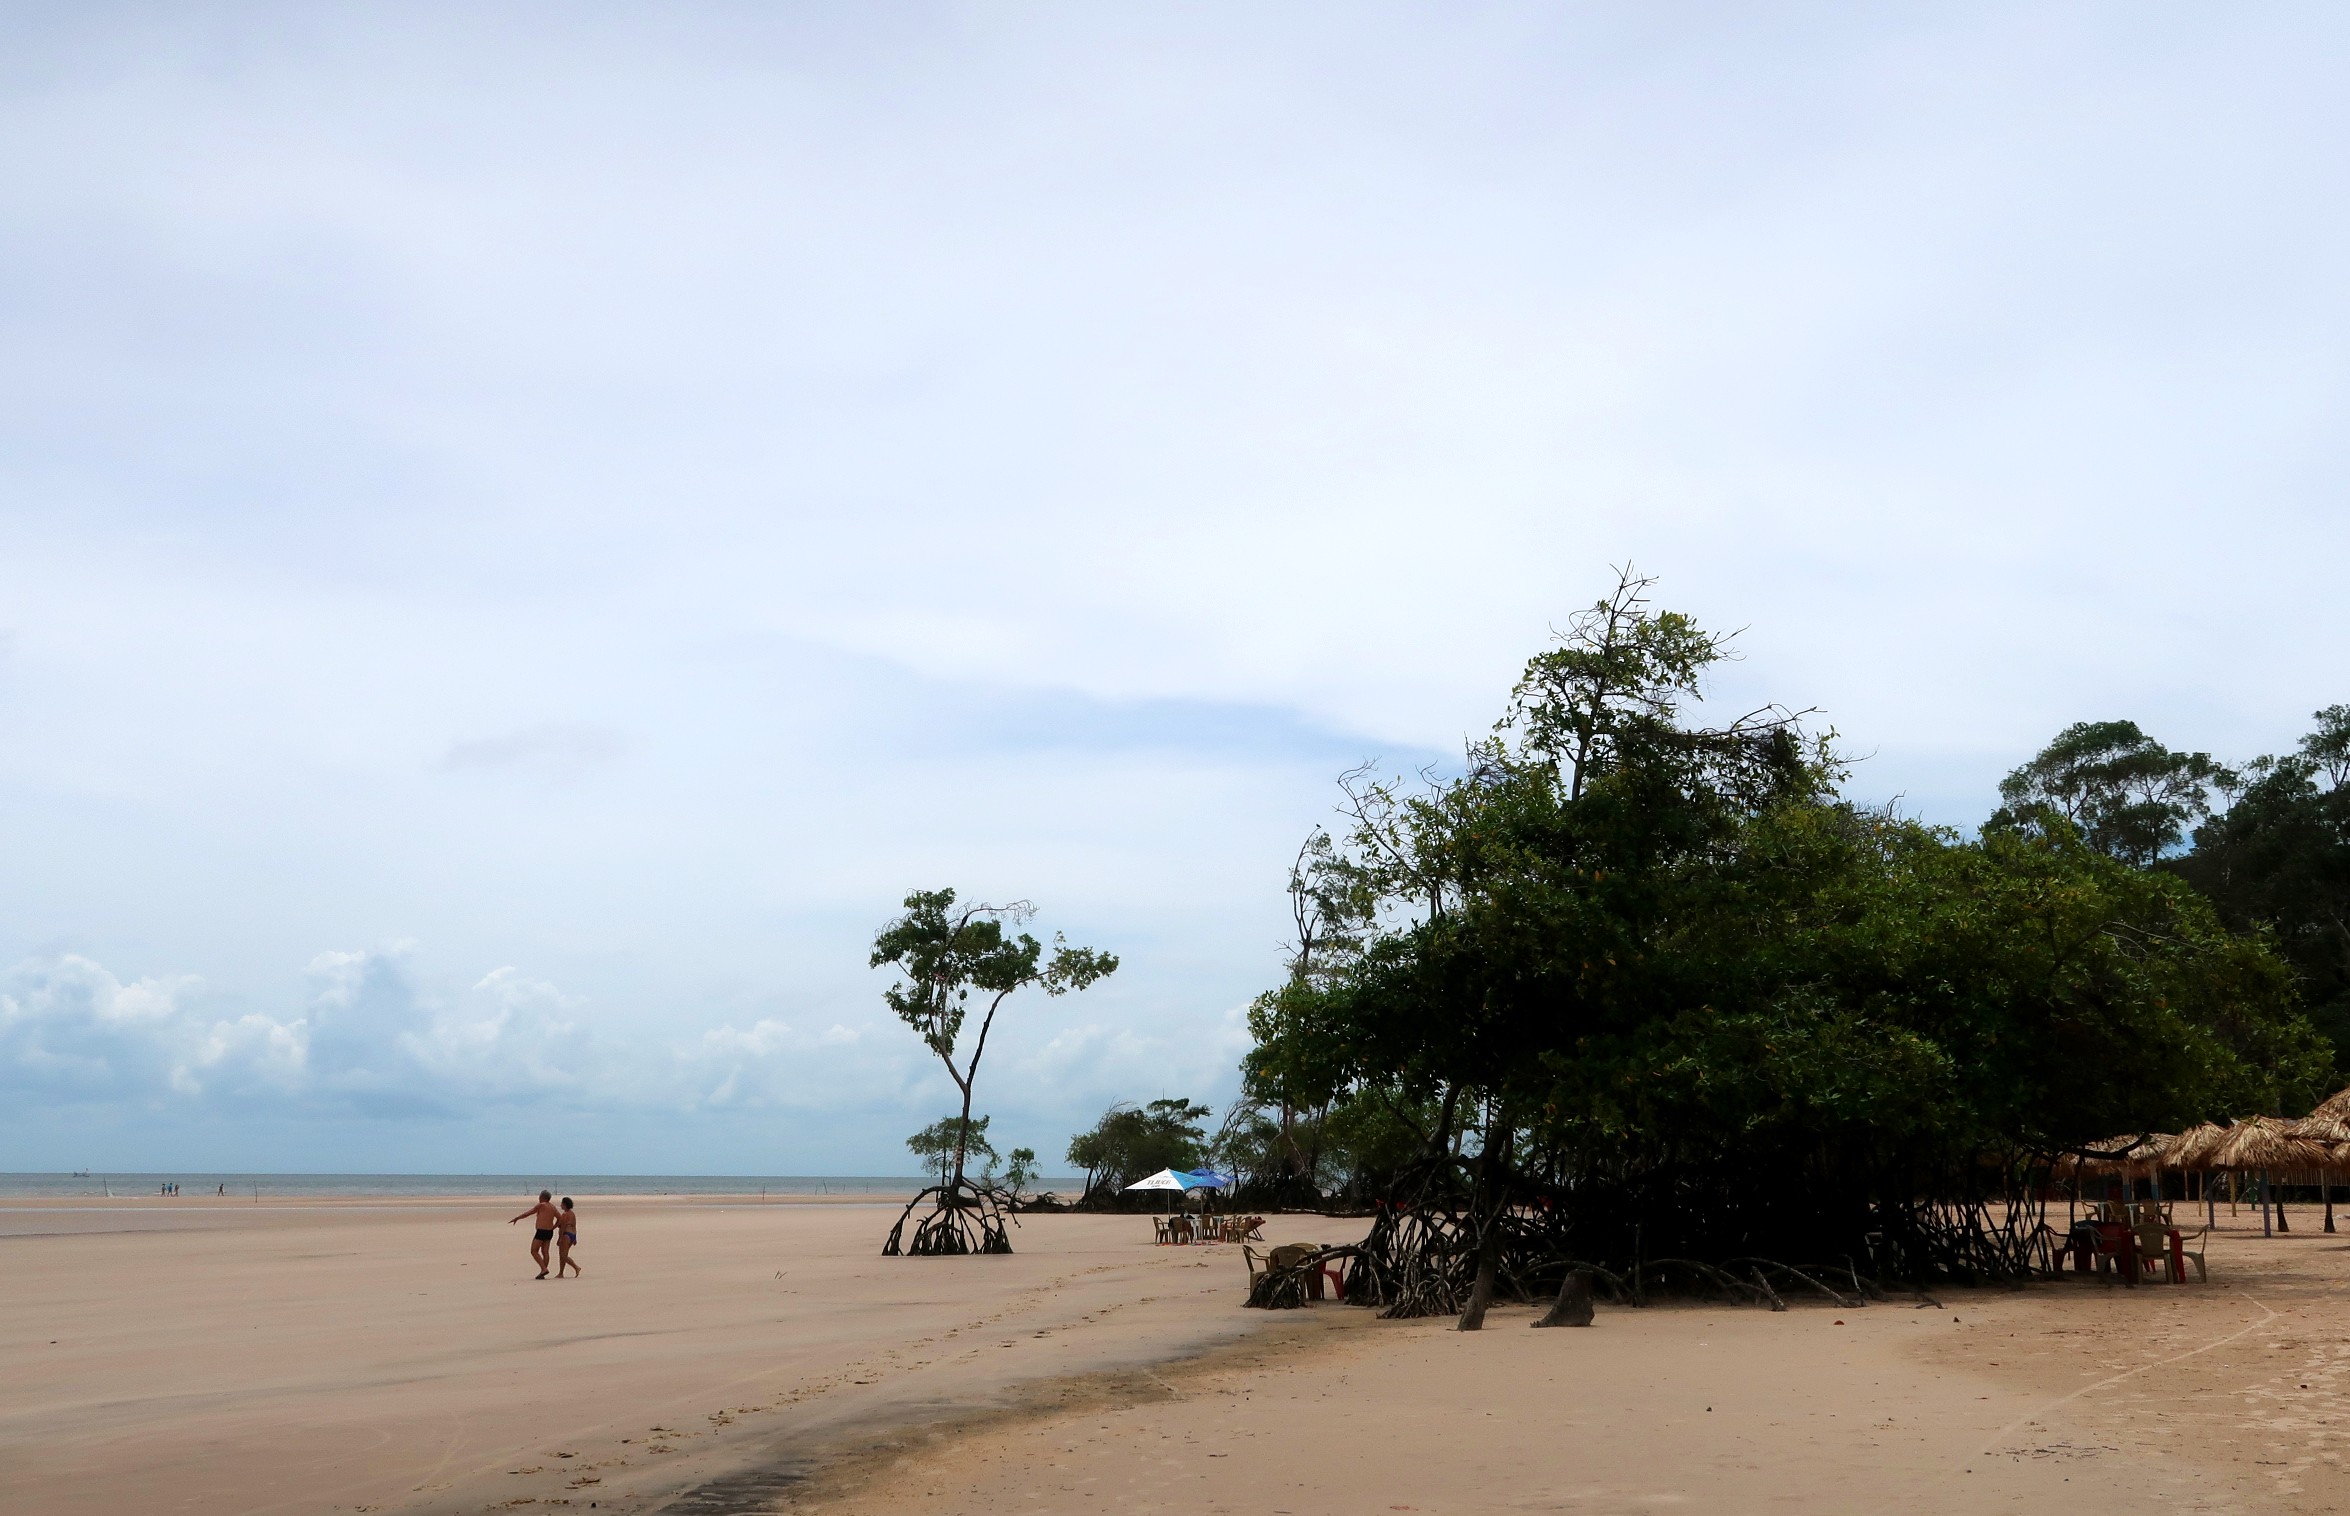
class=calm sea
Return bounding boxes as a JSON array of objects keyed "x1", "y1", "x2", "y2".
[{"x1": 0, "y1": 1173, "x2": 1079, "y2": 1199}]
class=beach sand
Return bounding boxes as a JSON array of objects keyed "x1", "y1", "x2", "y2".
[{"x1": 5, "y1": 1196, "x2": 2348, "y2": 1515}]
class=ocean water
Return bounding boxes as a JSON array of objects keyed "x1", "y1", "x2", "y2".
[{"x1": 0, "y1": 1172, "x2": 1079, "y2": 1200}]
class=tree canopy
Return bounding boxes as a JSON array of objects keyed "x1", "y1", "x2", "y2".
[
  {"x1": 1241, "y1": 572, "x2": 2325, "y2": 1288},
  {"x1": 1988, "y1": 719, "x2": 2229, "y2": 866},
  {"x1": 872, "y1": 888, "x2": 1117, "y2": 1190},
  {"x1": 2172, "y1": 705, "x2": 2350, "y2": 1071}
]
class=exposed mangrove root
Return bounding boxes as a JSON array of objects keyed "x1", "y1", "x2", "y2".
[
  {"x1": 1270, "y1": 1146, "x2": 2062, "y2": 1324},
  {"x1": 1864, "y1": 1190, "x2": 2054, "y2": 1284},
  {"x1": 881, "y1": 1178, "x2": 1017, "y2": 1257},
  {"x1": 1549, "y1": 1259, "x2": 1631, "y2": 1301},
  {"x1": 1629, "y1": 1258, "x2": 1777, "y2": 1307},
  {"x1": 1727, "y1": 1258, "x2": 1856, "y2": 1309},
  {"x1": 1246, "y1": 1265, "x2": 1315, "y2": 1310},
  {"x1": 1334, "y1": 1180, "x2": 1929, "y2": 1317},
  {"x1": 1245, "y1": 1244, "x2": 1358, "y2": 1310}
]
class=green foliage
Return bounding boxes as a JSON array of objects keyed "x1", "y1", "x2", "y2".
[
  {"x1": 1644, "y1": 806, "x2": 2325, "y2": 1152},
  {"x1": 907, "y1": 1115, "x2": 996, "y2": 1184},
  {"x1": 1989, "y1": 719, "x2": 2230, "y2": 866},
  {"x1": 1247, "y1": 571, "x2": 1830, "y2": 1129},
  {"x1": 1001, "y1": 1146, "x2": 1039, "y2": 1201},
  {"x1": 1208, "y1": 1086, "x2": 1443, "y2": 1201},
  {"x1": 1242, "y1": 572, "x2": 2325, "y2": 1270},
  {"x1": 871, "y1": 888, "x2": 1117, "y2": 1188},
  {"x1": 1065, "y1": 1098, "x2": 1211, "y2": 1204},
  {"x1": 1203, "y1": 1100, "x2": 1282, "y2": 1185},
  {"x1": 2174, "y1": 705, "x2": 2350, "y2": 1076},
  {"x1": 1316, "y1": 1086, "x2": 1444, "y2": 1196}
]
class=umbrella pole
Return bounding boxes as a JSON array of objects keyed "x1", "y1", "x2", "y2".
[
  {"x1": 2262, "y1": 1168, "x2": 2273, "y2": 1238},
  {"x1": 2327, "y1": 1176, "x2": 2336, "y2": 1234}
]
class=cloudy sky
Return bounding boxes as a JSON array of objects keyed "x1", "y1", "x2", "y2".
[{"x1": 3, "y1": 4, "x2": 2346, "y2": 1174}]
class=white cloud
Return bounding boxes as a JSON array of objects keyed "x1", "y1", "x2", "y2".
[
  {"x1": 0, "y1": 949, "x2": 603, "y2": 1119},
  {"x1": 0, "y1": 956, "x2": 301, "y2": 1105},
  {"x1": 0, "y1": 938, "x2": 1239, "y2": 1172}
]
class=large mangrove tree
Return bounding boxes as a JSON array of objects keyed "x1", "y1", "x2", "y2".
[{"x1": 1243, "y1": 572, "x2": 2325, "y2": 1318}]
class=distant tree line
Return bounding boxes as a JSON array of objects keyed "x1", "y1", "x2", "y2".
[{"x1": 1989, "y1": 710, "x2": 2350, "y2": 1073}]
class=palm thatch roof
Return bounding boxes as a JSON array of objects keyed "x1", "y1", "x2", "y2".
[
  {"x1": 2210, "y1": 1115, "x2": 2329, "y2": 1171},
  {"x1": 2053, "y1": 1132, "x2": 2171, "y2": 1179},
  {"x1": 2311, "y1": 1087, "x2": 2350, "y2": 1123},
  {"x1": 2291, "y1": 1112, "x2": 2350, "y2": 1168},
  {"x1": 2167, "y1": 1121, "x2": 2232, "y2": 1169}
]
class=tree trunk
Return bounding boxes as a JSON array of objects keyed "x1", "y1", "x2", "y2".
[
  {"x1": 1457, "y1": 1213, "x2": 1502, "y2": 1331},
  {"x1": 949, "y1": 987, "x2": 1016, "y2": 1191},
  {"x1": 1432, "y1": 1083, "x2": 1461, "y2": 1160},
  {"x1": 1530, "y1": 1269, "x2": 1595, "y2": 1327},
  {"x1": 1456, "y1": 1111, "x2": 1511, "y2": 1332}
]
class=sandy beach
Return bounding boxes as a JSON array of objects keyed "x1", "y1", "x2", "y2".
[{"x1": 7, "y1": 1197, "x2": 2350, "y2": 1515}]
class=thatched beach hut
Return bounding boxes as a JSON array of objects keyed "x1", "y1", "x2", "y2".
[
  {"x1": 2168, "y1": 1121, "x2": 2229, "y2": 1170},
  {"x1": 2052, "y1": 1133, "x2": 2172, "y2": 1224},
  {"x1": 2292, "y1": 1112, "x2": 2350, "y2": 1232},
  {"x1": 2309, "y1": 1086, "x2": 2350, "y2": 1123},
  {"x1": 2211, "y1": 1116, "x2": 2327, "y2": 1237},
  {"x1": 2167, "y1": 1122, "x2": 2232, "y2": 1226}
]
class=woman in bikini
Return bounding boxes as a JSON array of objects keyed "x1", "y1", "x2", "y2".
[{"x1": 555, "y1": 1197, "x2": 582, "y2": 1277}]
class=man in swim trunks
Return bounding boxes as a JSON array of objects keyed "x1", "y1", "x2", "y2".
[{"x1": 508, "y1": 1190, "x2": 561, "y2": 1278}]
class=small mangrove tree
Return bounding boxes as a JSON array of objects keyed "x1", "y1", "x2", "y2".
[{"x1": 873, "y1": 888, "x2": 1116, "y2": 1255}]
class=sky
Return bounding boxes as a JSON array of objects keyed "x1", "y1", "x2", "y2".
[{"x1": 3, "y1": 4, "x2": 2347, "y2": 1175}]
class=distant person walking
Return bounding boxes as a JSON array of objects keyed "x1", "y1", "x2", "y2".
[
  {"x1": 508, "y1": 1190, "x2": 561, "y2": 1278},
  {"x1": 555, "y1": 1198, "x2": 582, "y2": 1278}
]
